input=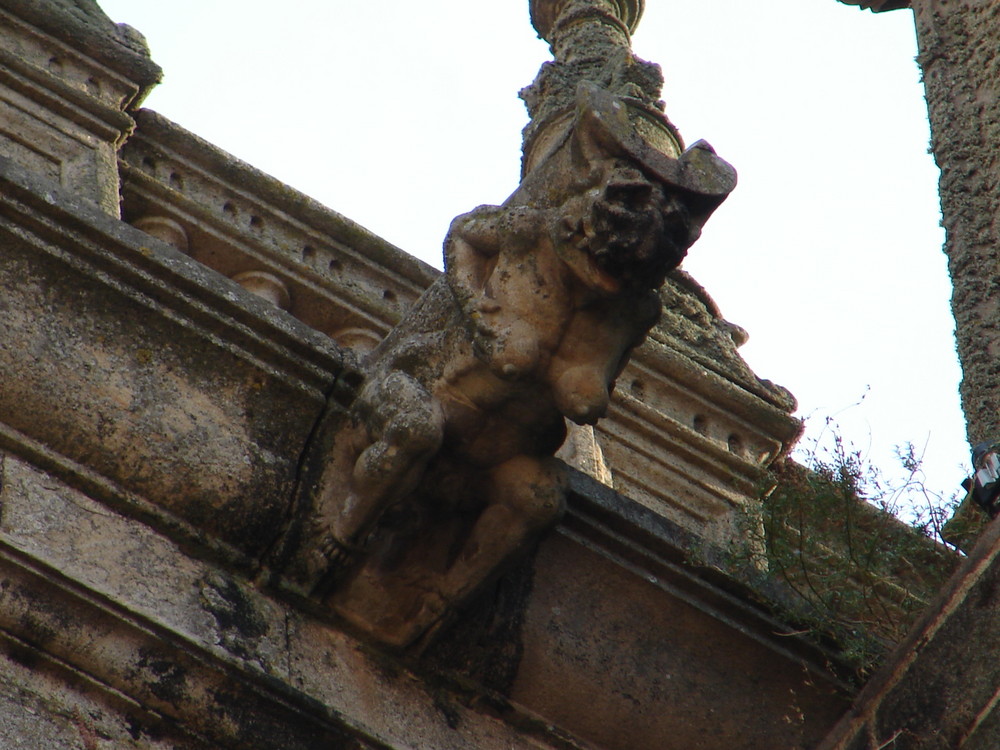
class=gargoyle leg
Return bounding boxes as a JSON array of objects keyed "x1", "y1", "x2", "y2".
[
  {"x1": 324, "y1": 372, "x2": 445, "y2": 569},
  {"x1": 436, "y1": 454, "x2": 566, "y2": 605}
]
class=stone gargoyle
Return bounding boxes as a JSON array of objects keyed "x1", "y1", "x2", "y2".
[{"x1": 276, "y1": 84, "x2": 736, "y2": 648}]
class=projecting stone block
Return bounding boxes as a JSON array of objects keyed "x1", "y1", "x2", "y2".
[{"x1": 0, "y1": 0, "x2": 160, "y2": 215}]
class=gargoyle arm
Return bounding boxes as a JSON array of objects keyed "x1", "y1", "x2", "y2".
[
  {"x1": 446, "y1": 204, "x2": 549, "y2": 258},
  {"x1": 444, "y1": 204, "x2": 551, "y2": 306}
]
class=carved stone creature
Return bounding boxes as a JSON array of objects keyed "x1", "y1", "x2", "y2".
[{"x1": 281, "y1": 85, "x2": 735, "y2": 647}]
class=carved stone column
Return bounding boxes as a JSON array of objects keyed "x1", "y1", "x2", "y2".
[{"x1": 522, "y1": 0, "x2": 680, "y2": 177}]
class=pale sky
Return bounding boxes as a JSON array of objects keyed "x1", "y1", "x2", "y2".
[{"x1": 96, "y1": 0, "x2": 967, "y2": 512}]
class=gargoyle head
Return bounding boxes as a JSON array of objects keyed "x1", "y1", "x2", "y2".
[
  {"x1": 555, "y1": 161, "x2": 695, "y2": 293},
  {"x1": 525, "y1": 83, "x2": 735, "y2": 295}
]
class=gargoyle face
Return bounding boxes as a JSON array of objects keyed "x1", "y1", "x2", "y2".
[{"x1": 559, "y1": 163, "x2": 694, "y2": 293}]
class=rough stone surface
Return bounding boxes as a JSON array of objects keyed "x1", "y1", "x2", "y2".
[
  {"x1": 600, "y1": 280, "x2": 801, "y2": 543},
  {"x1": 509, "y1": 472, "x2": 854, "y2": 750},
  {"x1": 914, "y1": 0, "x2": 1000, "y2": 446},
  {"x1": 0, "y1": 453, "x2": 588, "y2": 750},
  {"x1": 0, "y1": 647, "x2": 208, "y2": 750},
  {"x1": 120, "y1": 108, "x2": 436, "y2": 353},
  {"x1": 0, "y1": 0, "x2": 161, "y2": 92},
  {"x1": 0, "y1": 0, "x2": 861, "y2": 747},
  {"x1": 0, "y1": 445, "x2": 855, "y2": 749},
  {"x1": 0, "y1": 155, "x2": 342, "y2": 563}
]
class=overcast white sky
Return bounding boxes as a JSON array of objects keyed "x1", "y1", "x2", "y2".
[{"x1": 96, "y1": 1, "x2": 968, "y2": 510}]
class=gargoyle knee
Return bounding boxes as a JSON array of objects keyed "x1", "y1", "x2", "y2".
[
  {"x1": 383, "y1": 406, "x2": 444, "y2": 456},
  {"x1": 489, "y1": 455, "x2": 567, "y2": 531},
  {"x1": 364, "y1": 372, "x2": 444, "y2": 456}
]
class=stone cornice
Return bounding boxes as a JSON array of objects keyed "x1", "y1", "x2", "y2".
[
  {"x1": 0, "y1": 154, "x2": 349, "y2": 559},
  {"x1": 121, "y1": 110, "x2": 437, "y2": 350},
  {"x1": 0, "y1": 450, "x2": 855, "y2": 750},
  {"x1": 0, "y1": 156, "x2": 346, "y2": 393},
  {"x1": 0, "y1": 0, "x2": 161, "y2": 104}
]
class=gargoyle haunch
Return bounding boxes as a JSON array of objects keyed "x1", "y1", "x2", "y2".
[{"x1": 280, "y1": 85, "x2": 735, "y2": 647}]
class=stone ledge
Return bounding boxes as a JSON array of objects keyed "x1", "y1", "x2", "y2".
[
  {"x1": 0, "y1": 154, "x2": 350, "y2": 558},
  {"x1": 120, "y1": 109, "x2": 437, "y2": 351},
  {"x1": 0, "y1": 0, "x2": 161, "y2": 100},
  {"x1": 0, "y1": 41, "x2": 133, "y2": 142},
  {"x1": 0, "y1": 443, "x2": 854, "y2": 750},
  {"x1": 0, "y1": 2, "x2": 160, "y2": 214},
  {"x1": 562, "y1": 469, "x2": 858, "y2": 687},
  {"x1": 503, "y1": 470, "x2": 854, "y2": 750},
  {"x1": 0, "y1": 153, "x2": 347, "y2": 395},
  {"x1": 0, "y1": 453, "x2": 589, "y2": 750}
]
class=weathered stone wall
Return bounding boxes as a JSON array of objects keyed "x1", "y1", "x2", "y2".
[
  {"x1": 0, "y1": 0, "x2": 159, "y2": 215},
  {"x1": 0, "y1": 133, "x2": 853, "y2": 750},
  {"x1": 508, "y1": 474, "x2": 852, "y2": 750},
  {"x1": 0, "y1": 1, "x2": 867, "y2": 747},
  {"x1": 0, "y1": 157, "x2": 342, "y2": 565},
  {"x1": 913, "y1": 0, "x2": 1000, "y2": 446},
  {"x1": 0, "y1": 92, "x2": 850, "y2": 750}
]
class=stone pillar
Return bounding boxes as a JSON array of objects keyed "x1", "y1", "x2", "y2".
[
  {"x1": 0, "y1": 0, "x2": 161, "y2": 216},
  {"x1": 521, "y1": 0, "x2": 681, "y2": 176},
  {"x1": 910, "y1": 0, "x2": 1000, "y2": 446}
]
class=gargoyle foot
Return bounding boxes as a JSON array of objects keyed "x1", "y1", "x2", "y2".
[{"x1": 311, "y1": 533, "x2": 365, "y2": 596}]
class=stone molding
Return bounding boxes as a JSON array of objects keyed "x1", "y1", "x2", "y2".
[
  {"x1": 120, "y1": 110, "x2": 436, "y2": 353},
  {"x1": 0, "y1": 155, "x2": 345, "y2": 562},
  {"x1": 0, "y1": 454, "x2": 578, "y2": 750},
  {"x1": 0, "y1": 0, "x2": 160, "y2": 94},
  {"x1": 530, "y1": 0, "x2": 645, "y2": 41},
  {"x1": 605, "y1": 332, "x2": 801, "y2": 542},
  {"x1": 0, "y1": 2, "x2": 159, "y2": 214}
]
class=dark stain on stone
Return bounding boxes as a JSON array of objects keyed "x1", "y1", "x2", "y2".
[
  {"x1": 8, "y1": 584, "x2": 70, "y2": 651},
  {"x1": 208, "y1": 687, "x2": 360, "y2": 750},
  {"x1": 975, "y1": 572, "x2": 1000, "y2": 609},
  {"x1": 16, "y1": 614, "x2": 58, "y2": 651},
  {"x1": 135, "y1": 647, "x2": 189, "y2": 708},
  {"x1": 5, "y1": 639, "x2": 42, "y2": 671},
  {"x1": 125, "y1": 715, "x2": 144, "y2": 741},
  {"x1": 421, "y1": 546, "x2": 537, "y2": 695},
  {"x1": 200, "y1": 573, "x2": 268, "y2": 660}
]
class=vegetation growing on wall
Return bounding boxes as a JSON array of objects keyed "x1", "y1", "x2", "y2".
[{"x1": 737, "y1": 432, "x2": 963, "y2": 674}]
